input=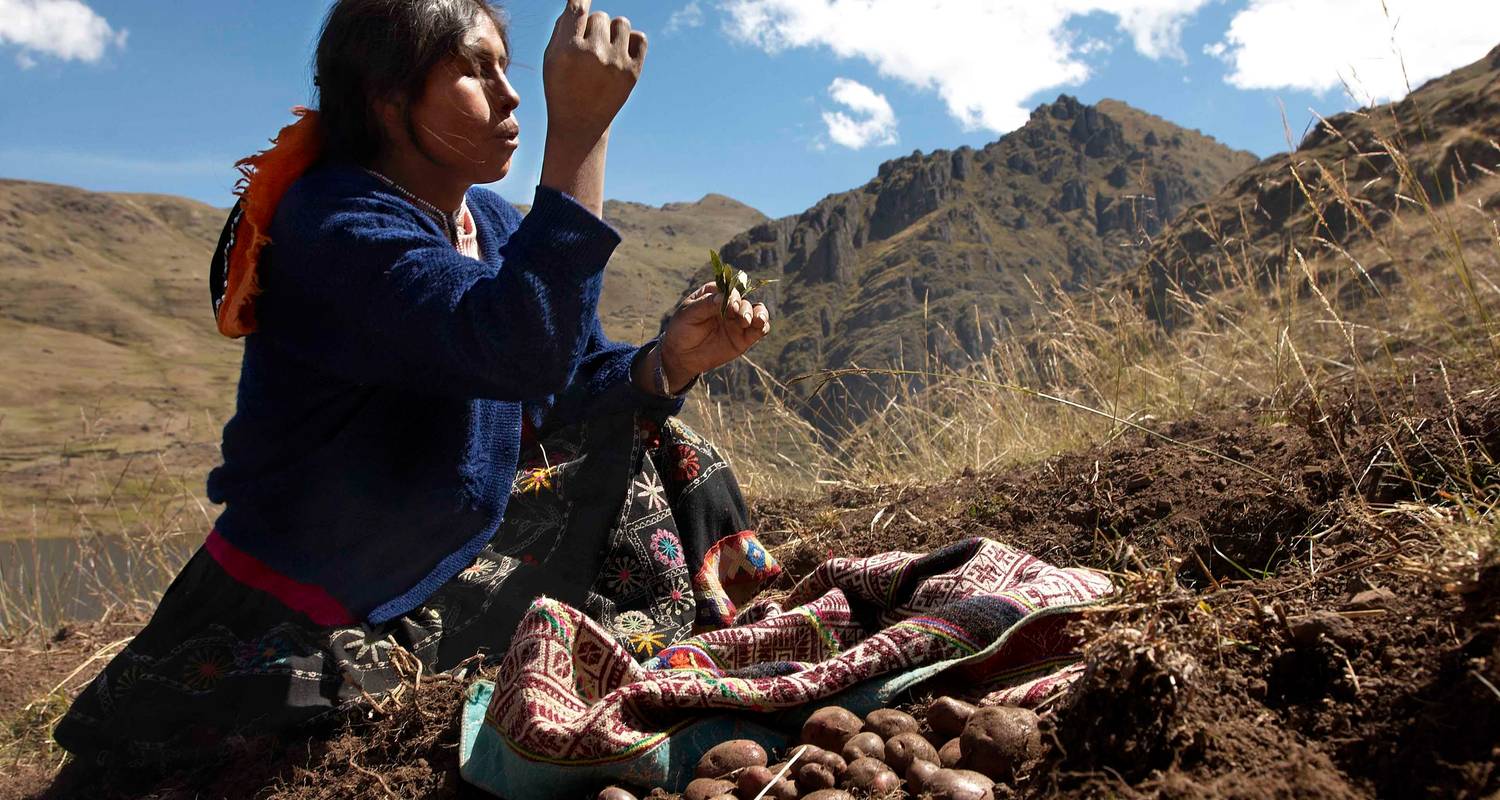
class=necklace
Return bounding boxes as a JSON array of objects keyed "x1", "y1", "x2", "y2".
[{"x1": 363, "y1": 167, "x2": 462, "y2": 246}]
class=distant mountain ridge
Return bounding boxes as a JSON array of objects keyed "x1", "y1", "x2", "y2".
[{"x1": 691, "y1": 95, "x2": 1257, "y2": 428}]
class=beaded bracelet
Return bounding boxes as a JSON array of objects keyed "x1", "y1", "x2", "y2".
[{"x1": 651, "y1": 341, "x2": 694, "y2": 398}]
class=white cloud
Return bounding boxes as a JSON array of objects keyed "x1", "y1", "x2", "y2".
[
  {"x1": 0, "y1": 0, "x2": 126, "y2": 67},
  {"x1": 821, "y1": 77, "x2": 898, "y2": 149},
  {"x1": 723, "y1": 0, "x2": 1211, "y2": 134},
  {"x1": 1112, "y1": 0, "x2": 1206, "y2": 60},
  {"x1": 1077, "y1": 38, "x2": 1115, "y2": 57},
  {"x1": 665, "y1": 2, "x2": 705, "y2": 36},
  {"x1": 1209, "y1": 0, "x2": 1500, "y2": 102}
]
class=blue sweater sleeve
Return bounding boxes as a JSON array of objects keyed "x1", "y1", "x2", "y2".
[
  {"x1": 529, "y1": 320, "x2": 692, "y2": 435},
  {"x1": 262, "y1": 182, "x2": 617, "y2": 400}
]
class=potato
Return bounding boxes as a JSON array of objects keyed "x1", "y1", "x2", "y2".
[
  {"x1": 857, "y1": 770, "x2": 900, "y2": 795},
  {"x1": 841, "y1": 756, "x2": 886, "y2": 785},
  {"x1": 884, "y1": 731, "x2": 939, "y2": 774},
  {"x1": 905, "y1": 758, "x2": 941, "y2": 793},
  {"x1": 939, "y1": 737, "x2": 963, "y2": 768},
  {"x1": 737, "y1": 765, "x2": 775, "y2": 796},
  {"x1": 797, "y1": 761, "x2": 838, "y2": 792},
  {"x1": 958, "y1": 706, "x2": 1042, "y2": 780},
  {"x1": 803, "y1": 792, "x2": 854, "y2": 800},
  {"x1": 839, "y1": 731, "x2": 884, "y2": 763},
  {"x1": 842, "y1": 756, "x2": 898, "y2": 794},
  {"x1": 683, "y1": 778, "x2": 735, "y2": 800},
  {"x1": 596, "y1": 788, "x2": 639, "y2": 800},
  {"x1": 863, "y1": 708, "x2": 919, "y2": 740},
  {"x1": 927, "y1": 696, "x2": 978, "y2": 739},
  {"x1": 788, "y1": 744, "x2": 828, "y2": 764},
  {"x1": 695, "y1": 739, "x2": 768, "y2": 779},
  {"x1": 737, "y1": 765, "x2": 799, "y2": 800},
  {"x1": 801, "y1": 707, "x2": 863, "y2": 752},
  {"x1": 812, "y1": 750, "x2": 848, "y2": 777},
  {"x1": 922, "y1": 768, "x2": 996, "y2": 800},
  {"x1": 768, "y1": 780, "x2": 800, "y2": 800}
]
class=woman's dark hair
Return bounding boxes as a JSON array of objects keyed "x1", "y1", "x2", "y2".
[{"x1": 314, "y1": 0, "x2": 509, "y2": 164}]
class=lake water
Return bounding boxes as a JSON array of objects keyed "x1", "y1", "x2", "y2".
[{"x1": 0, "y1": 534, "x2": 198, "y2": 633}]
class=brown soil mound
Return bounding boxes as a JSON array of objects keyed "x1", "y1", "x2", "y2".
[
  {"x1": 11, "y1": 362, "x2": 1498, "y2": 799},
  {"x1": 757, "y1": 364, "x2": 1499, "y2": 799}
]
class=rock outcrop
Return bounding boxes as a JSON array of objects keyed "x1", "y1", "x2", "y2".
[{"x1": 1141, "y1": 44, "x2": 1500, "y2": 327}]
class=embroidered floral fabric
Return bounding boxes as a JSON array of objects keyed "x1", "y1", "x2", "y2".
[
  {"x1": 53, "y1": 411, "x2": 779, "y2": 767},
  {"x1": 585, "y1": 416, "x2": 781, "y2": 659}
]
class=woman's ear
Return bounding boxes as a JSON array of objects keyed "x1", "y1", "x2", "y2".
[{"x1": 372, "y1": 96, "x2": 405, "y2": 147}]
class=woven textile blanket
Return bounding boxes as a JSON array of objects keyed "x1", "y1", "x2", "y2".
[{"x1": 459, "y1": 537, "x2": 1113, "y2": 797}]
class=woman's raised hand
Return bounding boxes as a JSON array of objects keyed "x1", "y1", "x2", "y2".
[
  {"x1": 543, "y1": 0, "x2": 646, "y2": 144},
  {"x1": 658, "y1": 282, "x2": 772, "y2": 390}
]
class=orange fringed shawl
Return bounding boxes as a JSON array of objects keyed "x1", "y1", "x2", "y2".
[{"x1": 215, "y1": 106, "x2": 325, "y2": 338}]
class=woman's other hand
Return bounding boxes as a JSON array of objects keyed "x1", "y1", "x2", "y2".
[
  {"x1": 540, "y1": 0, "x2": 644, "y2": 216},
  {"x1": 658, "y1": 281, "x2": 772, "y2": 391},
  {"x1": 543, "y1": 0, "x2": 645, "y2": 144}
]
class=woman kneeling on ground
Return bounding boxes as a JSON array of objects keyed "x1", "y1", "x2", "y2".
[{"x1": 54, "y1": 0, "x2": 776, "y2": 770}]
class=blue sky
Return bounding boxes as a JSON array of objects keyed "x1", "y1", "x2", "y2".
[{"x1": 1, "y1": 0, "x2": 1496, "y2": 219}]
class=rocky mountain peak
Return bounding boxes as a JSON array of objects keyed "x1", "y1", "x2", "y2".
[{"x1": 695, "y1": 96, "x2": 1258, "y2": 429}]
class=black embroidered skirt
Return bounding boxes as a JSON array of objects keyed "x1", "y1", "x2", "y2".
[{"x1": 53, "y1": 412, "x2": 781, "y2": 768}]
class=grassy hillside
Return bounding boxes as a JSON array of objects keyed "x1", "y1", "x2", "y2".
[
  {"x1": 1143, "y1": 43, "x2": 1500, "y2": 326},
  {"x1": 0, "y1": 181, "x2": 240, "y2": 543}
]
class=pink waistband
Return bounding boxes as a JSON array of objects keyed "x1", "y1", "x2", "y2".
[{"x1": 205, "y1": 529, "x2": 356, "y2": 627}]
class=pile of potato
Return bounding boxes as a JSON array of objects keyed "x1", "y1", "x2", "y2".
[{"x1": 594, "y1": 696, "x2": 1042, "y2": 800}]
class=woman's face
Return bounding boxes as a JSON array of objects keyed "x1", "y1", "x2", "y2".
[{"x1": 398, "y1": 13, "x2": 521, "y2": 185}]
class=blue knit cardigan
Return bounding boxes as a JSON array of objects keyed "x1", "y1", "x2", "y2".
[{"x1": 205, "y1": 161, "x2": 685, "y2": 624}]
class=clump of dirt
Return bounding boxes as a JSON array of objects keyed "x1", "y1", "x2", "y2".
[
  {"x1": 1049, "y1": 627, "x2": 1204, "y2": 781},
  {"x1": 253, "y1": 669, "x2": 480, "y2": 800},
  {"x1": 1023, "y1": 557, "x2": 1495, "y2": 800},
  {"x1": 1031, "y1": 593, "x2": 1367, "y2": 800},
  {"x1": 1353, "y1": 566, "x2": 1500, "y2": 797}
]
